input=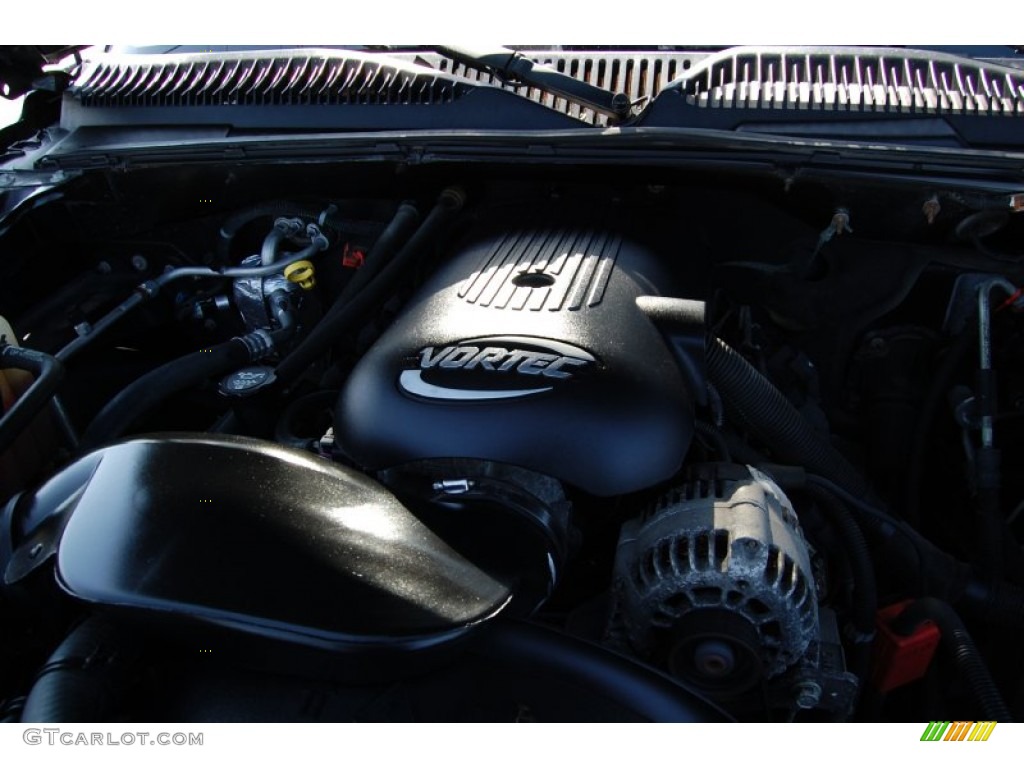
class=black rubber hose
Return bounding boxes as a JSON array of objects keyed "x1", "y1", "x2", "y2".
[
  {"x1": 806, "y1": 484, "x2": 877, "y2": 632},
  {"x1": 804, "y1": 483, "x2": 877, "y2": 680},
  {"x1": 706, "y1": 337, "x2": 870, "y2": 497},
  {"x1": 335, "y1": 202, "x2": 421, "y2": 305},
  {"x1": 270, "y1": 202, "x2": 421, "y2": 388},
  {"x1": 807, "y1": 472, "x2": 1024, "y2": 631},
  {"x1": 22, "y1": 618, "x2": 135, "y2": 723},
  {"x1": 0, "y1": 344, "x2": 64, "y2": 455},
  {"x1": 216, "y1": 201, "x2": 322, "y2": 263},
  {"x1": 975, "y1": 449, "x2": 1023, "y2": 587},
  {"x1": 905, "y1": 326, "x2": 973, "y2": 527},
  {"x1": 890, "y1": 598, "x2": 1013, "y2": 722},
  {"x1": 275, "y1": 190, "x2": 462, "y2": 388},
  {"x1": 472, "y1": 620, "x2": 730, "y2": 722},
  {"x1": 808, "y1": 473, "x2": 949, "y2": 594},
  {"x1": 80, "y1": 338, "x2": 252, "y2": 451}
]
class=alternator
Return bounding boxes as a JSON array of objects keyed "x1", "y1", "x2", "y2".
[{"x1": 611, "y1": 464, "x2": 818, "y2": 699}]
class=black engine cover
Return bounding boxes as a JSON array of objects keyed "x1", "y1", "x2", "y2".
[{"x1": 337, "y1": 225, "x2": 702, "y2": 496}]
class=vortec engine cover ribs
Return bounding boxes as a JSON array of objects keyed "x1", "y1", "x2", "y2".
[{"x1": 337, "y1": 223, "x2": 705, "y2": 496}]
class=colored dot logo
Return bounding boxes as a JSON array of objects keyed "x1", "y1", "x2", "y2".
[{"x1": 920, "y1": 721, "x2": 997, "y2": 742}]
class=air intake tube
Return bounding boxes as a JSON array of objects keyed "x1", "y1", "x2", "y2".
[{"x1": 21, "y1": 617, "x2": 137, "y2": 723}]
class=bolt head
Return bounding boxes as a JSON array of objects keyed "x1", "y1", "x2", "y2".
[{"x1": 794, "y1": 680, "x2": 822, "y2": 709}]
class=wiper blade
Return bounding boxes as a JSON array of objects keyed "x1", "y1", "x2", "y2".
[{"x1": 435, "y1": 45, "x2": 631, "y2": 121}]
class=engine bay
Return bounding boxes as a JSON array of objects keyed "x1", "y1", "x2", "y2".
[{"x1": 2, "y1": 158, "x2": 1024, "y2": 722}]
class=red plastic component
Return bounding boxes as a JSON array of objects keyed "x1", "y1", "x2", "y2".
[
  {"x1": 342, "y1": 244, "x2": 366, "y2": 269},
  {"x1": 996, "y1": 286, "x2": 1023, "y2": 312},
  {"x1": 871, "y1": 600, "x2": 941, "y2": 693}
]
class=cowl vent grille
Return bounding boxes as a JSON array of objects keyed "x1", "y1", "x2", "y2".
[
  {"x1": 416, "y1": 51, "x2": 703, "y2": 126},
  {"x1": 71, "y1": 50, "x2": 470, "y2": 108},
  {"x1": 680, "y1": 47, "x2": 1024, "y2": 115}
]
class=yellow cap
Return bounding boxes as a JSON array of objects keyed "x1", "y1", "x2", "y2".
[{"x1": 284, "y1": 260, "x2": 316, "y2": 290}]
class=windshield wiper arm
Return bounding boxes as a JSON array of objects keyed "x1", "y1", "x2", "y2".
[{"x1": 434, "y1": 45, "x2": 631, "y2": 120}]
